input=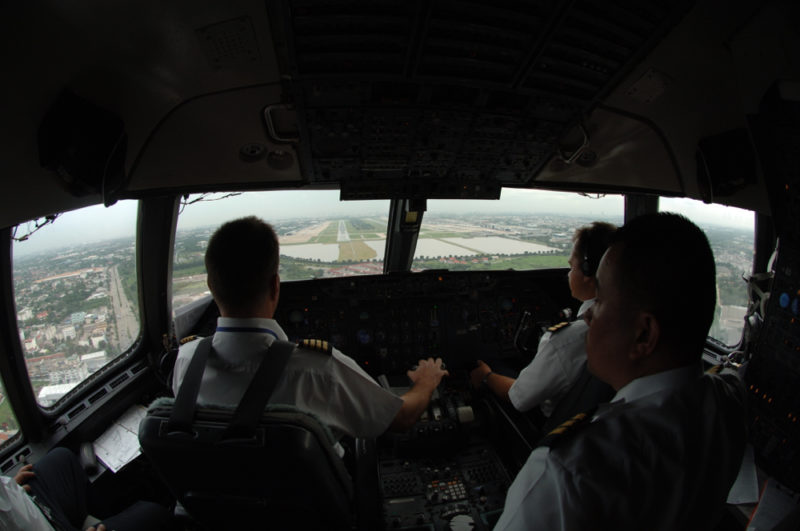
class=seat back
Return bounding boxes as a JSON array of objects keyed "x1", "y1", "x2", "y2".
[{"x1": 139, "y1": 399, "x2": 354, "y2": 530}]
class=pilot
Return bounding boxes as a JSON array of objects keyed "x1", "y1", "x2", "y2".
[
  {"x1": 1, "y1": 447, "x2": 170, "y2": 530},
  {"x1": 469, "y1": 222, "x2": 616, "y2": 417},
  {"x1": 171, "y1": 216, "x2": 448, "y2": 444},
  {"x1": 493, "y1": 213, "x2": 747, "y2": 530}
]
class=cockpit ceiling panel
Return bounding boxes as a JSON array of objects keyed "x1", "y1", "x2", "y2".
[
  {"x1": 269, "y1": 0, "x2": 695, "y2": 189},
  {"x1": 126, "y1": 86, "x2": 304, "y2": 194},
  {"x1": 534, "y1": 107, "x2": 684, "y2": 196}
]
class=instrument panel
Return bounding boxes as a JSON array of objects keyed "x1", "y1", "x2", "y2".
[
  {"x1": 746, "y1": 236, "x2": 800, "y2": 492},
  {"x1": 274, "y1": 269, "x2": 573, "y2": 377}
]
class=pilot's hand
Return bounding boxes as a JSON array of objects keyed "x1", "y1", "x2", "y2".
[
  {"x1": 407, "y1": 357, "x2": 449, "y2": 389},
  {"x1": 86, "y1": 525, "x2": 106, "y2": 531},
  {"x1": 470, "y1": 360, "x2": 492, "y2": 389},
  {"x1": 13, "y1": 463, "x2": 35, "y2": 493}
]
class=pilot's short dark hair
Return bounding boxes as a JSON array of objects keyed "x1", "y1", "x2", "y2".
[
  {"x1": 572, "y1": 221, "x2": 617, "y2": 277},
  {"x1": 205, "y1": 216, "x2": 279, "y2": 310},
  {"x1": 610, "y1": 212, "x2": 716, "y2": 357}
]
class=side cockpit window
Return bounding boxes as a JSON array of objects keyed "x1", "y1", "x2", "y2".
[
  {"x1": 12, "y1": 201, "x2": 140, "y2": 409},
  {"x1": 660, "y1": 198, "x2": 755, "y2": 347},
  {"x1": 0, "y1": 375, "x2": 20, "y2": 447}
]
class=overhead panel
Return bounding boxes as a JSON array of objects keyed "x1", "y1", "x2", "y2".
[{"x1": 268, "y1": 0, "x2": 694, "y2": 199}]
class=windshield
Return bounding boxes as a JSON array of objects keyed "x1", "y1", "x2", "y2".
[
  {"x1": 173, "y1": 192, "x2": 390, "y2": 311},
  {"x1": 412, "y1": 191, "x2": 624, "y2": 271},
  {"x1": 172, "y1": 190, "x2": 625, "y2": 313}
]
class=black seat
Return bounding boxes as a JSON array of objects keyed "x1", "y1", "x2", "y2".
[
  {"x1": 139, "y1": 400, "x2": 353, "y2": 530},
  {"x1": 138, "y1": 337, "x2": 353, "y2": 530}
]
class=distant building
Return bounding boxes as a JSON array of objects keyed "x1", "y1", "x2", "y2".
[
  {"x1": 37, "y1": 382, "x2": 79, "y2": 407},
  {"x1": 89, "y1": 335, "x2": 106, "y2": 349},
  {"x1": 80, "y1": 351, "x2": 108, "y2": 373},
  {"x1": 85, "y1": 322, "x2": 107, "y2": 335},
  {"x1": 59, "y1": 325, "x2": 76, "y2": 340},
  {"x1": 23, "y1": 338, "x2": 37, "y2": 353},
  {"x1": 70, "y1": 312, "x2": 86, "y2": 325},
  {"x1": 43, "y1": 325, "x2": 57, "y2": 341},
  {"x1": 18, "y1": 308, "x2": 33, "y2": 321},
  {"x1": 49, "y1": 365, "x2": 88, "y2": 385},
  {"x1": 26, "y1": 352, "x2": 66, "y2": 364}
]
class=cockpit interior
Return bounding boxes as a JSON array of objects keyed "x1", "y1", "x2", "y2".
[{"x1": 1, "y1": 0, "x2": 799, "y2": 529}]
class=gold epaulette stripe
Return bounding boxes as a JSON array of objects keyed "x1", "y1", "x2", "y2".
[
  {"x1": 538, "y1": 408, "x2": 597, "y2": 448},
  {"x1": 547, "y1": 321, "x2": 570, "y2": 333},
  {"x1": 179, "y1": 335, "x2": 198, "y2": 345},
  {"x1": 298, "y1": 338, "x2": 333, "y2": 354},
  {"x1": 547, "y1": 412, "x2": 589, "y2": 437}
]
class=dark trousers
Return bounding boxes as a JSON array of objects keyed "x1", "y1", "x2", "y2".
[{"x1": 27, "y1": 447, "x2": 171, "y2": 531}]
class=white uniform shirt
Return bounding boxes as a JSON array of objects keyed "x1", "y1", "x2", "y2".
[
  {"x1": 508, "y1": 299, "x2": 594, "y2": 416},
  {"x1": 0, "y1": 475, "x2": 54, "y2": 531},
  {"x1": 495, "y1": 364, "x2": 746, "y2": 530},
  {"x1": 172, "y1": 317, "x2": 403, "y2": 440}
]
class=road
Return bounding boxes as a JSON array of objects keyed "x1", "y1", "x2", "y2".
[
  {"x1": 108, "y1": 265, "x2": 138, "y2": 350},
  {"x1": 337, "y1": 220, "x2": 351, "y2": 242}
]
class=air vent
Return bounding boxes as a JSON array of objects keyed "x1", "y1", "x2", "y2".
[
  {"x1": 109, "y1": 373, "x2": 129, "y2": 389},
  {"x1": 67, "y1": 403, "x2": 86, "y2": 419},
  {"x1": 88, "y1": 388, "x2": 108, "y2": 404},
  {"x1": 0, "y1": 458, "x2": 15, "y2": 473}
]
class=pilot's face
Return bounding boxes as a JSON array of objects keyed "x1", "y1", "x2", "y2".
[
  {"x1": 567, "y1": 245, "x2": 593, "y2": 301},
  {"x1": 583, "y1": 244, "x2": 637, "y2": 390}
]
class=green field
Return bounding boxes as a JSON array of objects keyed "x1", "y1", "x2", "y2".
[
  {"x1": 0, "y1": 397, "x2": 20, "y2": 432},
  {"x1": 308, "y1": 219, "x2": 385, "y2": 244},
  {"x1": 414, "y1": 252, "x2": 568, "y2": 271},
  {"x1": 310, "y1": 222, "x2": 339, "y2": 244},
  {"x1": 493, "y1": 254, "x2": 569, "y2": 269},
  {"x1": 173, "y1": 278, "x2": 208, "y2": 298},
  {"x1": 419, "y1": 230, "x2": 462, "y2": 239},
  {"x1": 346, "y1": 219, "x2": 384, "y2": 235},
  {"x1": 338, "y1": 241, "x2": 378, "y2": 261}
]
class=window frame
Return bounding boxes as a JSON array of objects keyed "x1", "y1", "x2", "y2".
[{"x1": 0, "y1": 199, "x2": 160, "y2": 454}]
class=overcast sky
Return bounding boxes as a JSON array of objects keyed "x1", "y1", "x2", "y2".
[{"x1": 12, "y1": 189, "x2": 754, "y2": 257}]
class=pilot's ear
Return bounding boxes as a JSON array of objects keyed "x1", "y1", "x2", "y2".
[
  {"x1": 630, "y1": 311, "x2": 659, "y2": 360},
  {"x1": 271, "y1": 274, "x2": 280, "y2": 301}
]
